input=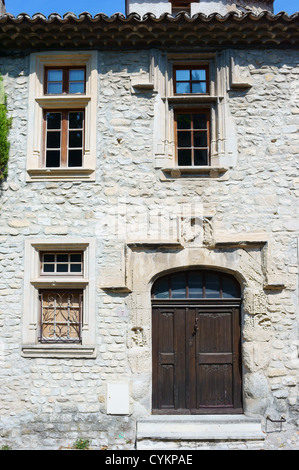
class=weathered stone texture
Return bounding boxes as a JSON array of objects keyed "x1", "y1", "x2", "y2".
[{"x1": 0, "y1": 48, "x2": 298, "y2": 449}]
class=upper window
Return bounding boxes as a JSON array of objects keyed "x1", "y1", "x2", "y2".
[
  {"x1": 171, "y1": 0, "x2": 191, "y2": 15},
  {"x1": 174, "y1": 65, "x2": 209, "y2": 94},
  {"x1": 45, "y1": 67, "x2": 86, "y2": 94},
  {"x1": 26, "y1": 52, "x2": 97, "y2": 182},
  {"x1": 41, "y1": 252, "x2": 83, "y2": 275}
]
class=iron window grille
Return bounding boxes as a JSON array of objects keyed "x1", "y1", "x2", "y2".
[{"x1": 38, "y1": 290, "x2": 83, "y2": 343}]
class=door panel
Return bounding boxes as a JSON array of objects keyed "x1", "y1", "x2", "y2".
[{"x1": 152, "y1": 303, "x2": 242, "y2": 414}]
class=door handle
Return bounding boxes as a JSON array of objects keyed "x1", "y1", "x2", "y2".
[{"x1": 192, "y1": 316, "x2": 199, "y2": 336}]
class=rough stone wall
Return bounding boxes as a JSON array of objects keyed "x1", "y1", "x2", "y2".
[
  {"x1": 0, "y1": 48, "x2": 298, "y2": 449},
  {"x1": 127, "y1": 0, "x2": 273, "y2": 17}
]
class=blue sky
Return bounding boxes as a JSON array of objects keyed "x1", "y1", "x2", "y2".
[{"x1": 5, "y1": 0, "x2": 299, "y2": 16}]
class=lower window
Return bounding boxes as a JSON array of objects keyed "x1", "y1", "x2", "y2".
[
  {"x1": 174, "y1": 109, "x2": 210, "y2": 166},
  {"x1": 39, "y1": 289, "x2": 83, "y2": 343},
  {"x1": 22, "y1": 238, "x2": 97, "y2": 358},
  {"x1": 44, "y1": 109, "x2": 84, "y2": 168}
]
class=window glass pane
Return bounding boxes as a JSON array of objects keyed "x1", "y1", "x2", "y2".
[
  {"x1": 69, "y1": 112, "x2": 83, "y2": 129},
  {"x1": 46, "y1": 113, "x2": 61, "y2": 130},
  {"x1": 69, "y1": 69, "x2": 85, "y2": 81},
  {"x1": 194, "y1": 149, "x2": 208, "y2": 166},
  {"x1": 68, "y1": 150, "x2": 83, "y2": 167},
  {"x1": 178, "y1": 131, "x2": 191, "y2": 148},
  {"x1": 153, "y1": 277, "x2": 169, "y2": 298},
  {"x1": 46, "y1": 150, "x2": 60, "y2": 167},
  {"x1": 57, "y1": 254, "x2": 68, "y2": 262},
  {"x1": 192, "y1": 82, "x2": 206, "y2": 93},
  {"x1": 43, "y1": 264, "x2": 55, "y2": 273},
  {"x1": 222, "y1": 277, "x2": 239, "y2": 298},
  {"x1": 69, "y1": 70, "x2": 85, "y2": 93},
  {"x1": 70, "y1": 254, "x2": 82, "y2": 263},
  {"x1": 176, "y1": 82, "x2": 191, "y2": 93},
  {"x1": 48, "y1": 70, "x2": 63, "y2": 81},
  {"x1": 47, "y1": 70, "x2": 63, "y2": 94},
  {"x1": 43, "y1": 254, "x2": 55, "y2": 262},
  {"x1": 177, "y1": 114, "x2": 191, "y2": 129},
  {"x1": 191, "y1": 69, "x2": 206, "y2": 81},
  {"x1": 70, "y1": 264, "x2": 82, "y2": 273},
  {"x1": 205, "y1": 273, "x2": 220, "y2": 298},
  {"x1": 193, "y1": 114, "x2": 207, "y2": 129},
  {"x1": 69, "y1": 82, "x2": 85, "y2": 94},
  {"x1": 69, "y1": 131, "x2": 82, "y2": 148},
  {"x1": 46, "y1": 131, "x2": 61, "y2": 149},
  {"x1": 188, "y1": 272, "x2": 203, "y2": 298},
  {"x1": 176, "y1": 69, "x2": 190, "y2": 81},
  {"x1": 171, "y1": 273, "x2": 186, "y2": 298},
  {"x1": 57, "y1": 264, "x2": 69, "y2": 273},
  {"x1": 47, "y1": 82, "x2": 63, "y2": 94},
  {"x1": 178, "y1": 149, "x2": 192, "y2": 166},
  {"x1": 194, "y1": 131, "x2": 207, "y2": 148}
]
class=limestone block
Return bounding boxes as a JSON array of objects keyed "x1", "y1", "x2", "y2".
[
  {"x1": 244, "y1": 372, "x2": 270, "y2": 399},
  {"x1": 243, "y1": 342, "x2": 271, "y2": 372}
]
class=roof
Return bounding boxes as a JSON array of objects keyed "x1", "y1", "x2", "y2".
[{"x1": 0, "y1": 11, "x2": 298, "y2": 52}]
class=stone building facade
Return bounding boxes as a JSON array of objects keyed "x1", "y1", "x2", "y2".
[{"x1": 0, "y1": 0, "x2": 298, "y2": 450}]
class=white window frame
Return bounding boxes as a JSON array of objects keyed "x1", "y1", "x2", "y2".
[
  {"x1": 22, "y1": 238, "x2": 97, "y2": 358},
  {"x1": 26, "y1": 51, "x2": 98, "y2": 182}
]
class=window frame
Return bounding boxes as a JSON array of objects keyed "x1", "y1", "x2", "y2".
[
  {"x1": 26, "y1": 51, "x2": 97, "y2": 182},
  {"x1": 38, "y1": 288, "x2": 83, "y2": 344},
  {"x1": 40, "y1": 251, "x2": 84, "y2": 276},
  {"x1": 173, "y1": 64, "x2": 210, "y2": 95},
  {"x1": 43, "y1": 109, "x2": 85, "y2": 168},
  {"x1": 44, "y1": 66, "x2": 86, "y2": 95},
  {"x1": 22, "y1": 238, "x2": 96, "y2": 358},
  {"x1": 174, "y1": 108, "x2": 211, "y2": 167},
  {"x1": 170, "y1": 0, "x2": 192, "y2": 14}
]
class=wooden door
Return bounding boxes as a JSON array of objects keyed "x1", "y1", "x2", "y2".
[{"x1": 152, "y1": 300, "x2": 242, "y2": 414}]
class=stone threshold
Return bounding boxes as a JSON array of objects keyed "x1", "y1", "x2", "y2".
[{"x1": 136, "y1": 415, "x2": 265, "y2": 443}]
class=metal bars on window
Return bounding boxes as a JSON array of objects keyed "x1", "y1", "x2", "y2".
[{"x1": 39, "y1": 290, "x2": 83, "y2": 343}]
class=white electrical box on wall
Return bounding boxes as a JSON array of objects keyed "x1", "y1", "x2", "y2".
[{"x1": 107, "y1": 382, "x2": 130, "y2": 415}]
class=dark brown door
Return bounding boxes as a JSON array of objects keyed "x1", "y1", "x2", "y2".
[{"x1": 152, "y1": 300, "x2": 242, "y2": 414}]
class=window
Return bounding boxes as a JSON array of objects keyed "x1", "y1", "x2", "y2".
[
  {"x1": 39, "y1": 289, "x2": 83, "y2": 343},
  {"x1": 152, "y1": 270, "x2": 241, "y2": 299},
  {"x1": 41, "y1": 252, "x2": 83, "y2": 274},
  {"x1": 44, "y1": 110, "x2": 84, "y2": 168},
  {"x1": 26, "y1": 52, "x2": 97, "y2": 181},
  {"x1": 174, "y1": 65, "x2": 209, "y2": 94},
  {"x1": 171, "y1": 0, "x2": 191, "y2": 15},
  {"x1": 175, "y1": 110, "x2": 210, "y2": 166},
  {"x1": 22, "y1": 239, "x2": 96, "y2": 358},
  {"x1": 153, "y1": 52, "x2": 240, "y2": 176},
  {"x1": 45, "y1": 67, "x2": 86, "y2": 94},
  {"x1": 39, "y1": 250, "x2": 84, "y2": 344}
]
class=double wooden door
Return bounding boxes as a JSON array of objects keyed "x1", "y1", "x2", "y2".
[{"x1": 152, "y1": 300, "x2": 242, "y2": 414}]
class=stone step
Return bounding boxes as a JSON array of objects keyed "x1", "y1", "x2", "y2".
[{"x1": 136, "y1": 415, "x2": 265, "y2": 448}]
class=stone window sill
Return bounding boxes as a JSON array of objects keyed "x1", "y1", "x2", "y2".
[
  {"x1": 164, "y1": 95, "x2": 223, "y2": 104},
  {"x1": 26, "y1": 167, "x2": 95, "y2": 182},
  {"x1": 21, "y1": 344, "x2": 97, "y2": 359},
  {"x1": 161, "y1": 166, "x2": 228, "y2": 178}
]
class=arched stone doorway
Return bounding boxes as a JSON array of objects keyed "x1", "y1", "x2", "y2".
[{"x1": 151, "y1": 269, "x2": 243, "y2": 414}]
